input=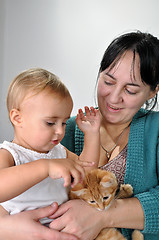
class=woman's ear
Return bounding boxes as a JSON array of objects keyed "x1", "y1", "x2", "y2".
[
  {"x1": 147, "y1": 85, "x2": 159, "y2": 100},
  {"x1": 10, "y1": 109, "x2": 22, "y2": 127}
]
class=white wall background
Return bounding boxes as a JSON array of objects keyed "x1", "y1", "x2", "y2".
[{"x1": 0, "y1": 0, "x2": 159, "y2": 142}]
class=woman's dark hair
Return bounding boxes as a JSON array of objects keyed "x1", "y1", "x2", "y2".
[{"x1": 98, "y1": 31, "x2": 159, "y2": 110}]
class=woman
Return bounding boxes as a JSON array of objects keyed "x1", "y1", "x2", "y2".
[
  {"x1": 50, "y1": 31, "x2": 159, "y2": 240},
  {"x1": 0, "y1": 31, "x2": 159, "y2": 240}
]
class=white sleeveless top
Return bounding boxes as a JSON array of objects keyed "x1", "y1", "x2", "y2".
[{"x1": 0, "y1": 141, "x2": 69, "y2": 225}]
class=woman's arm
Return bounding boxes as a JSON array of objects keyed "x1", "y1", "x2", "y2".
[
  {"x1": 50, "y1": 198, "x2": 144, "y2": 240},
  {"x1": 104, "y1": 197, "x2": 144, "y2": 230}
]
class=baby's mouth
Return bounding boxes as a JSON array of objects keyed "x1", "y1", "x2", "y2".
[{"x1": 52, "y1": 140, "x2": 59, "y2": 145}]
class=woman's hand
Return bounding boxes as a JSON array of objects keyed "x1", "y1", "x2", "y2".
[
  {"x1": 0, "y1": 203, "x2": 78, "y2": 240},
  {"x1": 49, "y1": 199, "x2": 144, "y2": 240},
  {"x1": 49, "y1": 200, "x2": 104, "y2": 240}
]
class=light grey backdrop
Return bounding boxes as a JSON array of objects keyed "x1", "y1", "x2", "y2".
[{"x1": 0, "y1": 0, "x2": 159, "y2": 142}]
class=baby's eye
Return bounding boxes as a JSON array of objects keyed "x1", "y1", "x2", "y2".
[
  {"x1": 62, "y1": 122, "x2": 67, "y2": 126},
  {"x1": 46, "y1": 122, "x2": 55, "y2": 126}
]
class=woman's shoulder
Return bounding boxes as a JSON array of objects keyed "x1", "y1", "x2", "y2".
[
  {"x1": 61, "y1": 116, "x2": 77, "y2": 151},
  {"x1": 134, "y1": 108, "x2": 159, "y2": 120},
  {"x1": 133, "y1": 109, "x2": 159, "y2": 133},
  {"x1": 66, "y1": 116, "x2": 76, "y2": 128}
]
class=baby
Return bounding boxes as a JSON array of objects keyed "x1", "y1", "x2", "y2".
[{"x1": 0, "y1": 68, "x2": 100, "y2": 225}]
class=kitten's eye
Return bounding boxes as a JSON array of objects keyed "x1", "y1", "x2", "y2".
[
  {"x1": 103, "y1": 196, "x2": 109, "y2": 200},
  {"x1": 89, "y1": 200, "x2": 96, "y2": 204}
]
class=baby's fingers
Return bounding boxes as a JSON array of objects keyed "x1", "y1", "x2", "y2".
[
  {"x1": 62, "y1": 173, "x2": 72, "y2": 187},
  {"x1": 78, "y1": 108, "x2": 85, "y2": 120},
  {"x1": 76, "y1": 159, "x2": 95, "y2": 168},
  {"x1": 84, "y1": 106, "x2": 91, "y2": 116},
  {"x1": 63, "y1": 165, "x2": 84, "y2": 187},
  {"x1": 85, "y1": 106, "x2": 98, "y2": 116},
  {"x1": 90, "y1": 106, "x2": 98, "y2": 115},
  {"x1": 70, "y1": 169, "x2": 84, "y2": 188}
]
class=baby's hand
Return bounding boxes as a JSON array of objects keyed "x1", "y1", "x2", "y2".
[
  {"x1": 48, "y1": 158, "x2": 94, "y2": 188},
  {"x1": 75, "y1": 106, "x2": 100, "y2": 134}
]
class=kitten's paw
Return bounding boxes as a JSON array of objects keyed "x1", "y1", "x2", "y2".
[
  {"x1": 118, "y1": 184, "x2": 133, "y2": 198},
  {"x1": 132, "y1": 230, "x2": 144, "y2": 240}
]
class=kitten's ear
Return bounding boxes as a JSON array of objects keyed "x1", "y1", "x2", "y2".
[
  {"x1": 71, "y1": 188, "x2": 87, "y2": 197},
  {"x1": 100, "y1": 179, "x2": 115, "y2": 188},
  {"x1": 100, "y1": 174, "x2": 117, "y2": 188},
  {"x1": 71, "y1": 183, "x2": 87, "y2": 196}
]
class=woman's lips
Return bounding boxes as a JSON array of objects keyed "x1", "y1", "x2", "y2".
[{"x1": 107, "y1": 104, "x2": 122, "y2": 112}]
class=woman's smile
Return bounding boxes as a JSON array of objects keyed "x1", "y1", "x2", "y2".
[{"x1": 107, "y1": 103, "x2": 123, "y2": 112}]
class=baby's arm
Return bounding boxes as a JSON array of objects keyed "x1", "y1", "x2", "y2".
[
  {"x1": 0, "y1": 148, "x2": 51, "y2": 202},
  {"x1": 75, "y1": 106, "x2": 100, "y2": 170},
  {"x1": 0, "y1": 149, "x2": 92, "y2": 202}
]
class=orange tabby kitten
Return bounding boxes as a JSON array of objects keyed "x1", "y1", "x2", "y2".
[{"x1": 70, "y1": 169, "x2": 143, "y2": 240}]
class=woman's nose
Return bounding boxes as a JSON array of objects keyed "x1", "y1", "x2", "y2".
[{"x1": 108, "y1": 87, "x2": 123, "y2": 103}]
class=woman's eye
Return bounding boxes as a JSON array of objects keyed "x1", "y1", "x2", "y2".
[
  {"x1": 62, "y1": 122, "x2": 67, "y2": 126},
  {"x1": 125, "y1": 89, "x2": 136, "y2": 95},
  {"x1": 104, "y1": 81, "x2": 113, "y2": 86}
]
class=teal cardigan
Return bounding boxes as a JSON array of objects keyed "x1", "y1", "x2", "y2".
[{"x1": 61, "y1": 109, "x2": 159, "y2": 240}]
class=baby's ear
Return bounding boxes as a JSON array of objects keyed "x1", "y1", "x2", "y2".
[{"x1": 10, "y1": 109, "x2": 22, "y2": 126}]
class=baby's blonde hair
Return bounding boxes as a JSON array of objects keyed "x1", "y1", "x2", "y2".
[{"x1": 7, "y1": 68, "x2": 72, "y2": 115}]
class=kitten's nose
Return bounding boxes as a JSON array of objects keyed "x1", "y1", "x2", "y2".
[{"x1": 98, "y1": 202, "x2": 105, "y2": 210}]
